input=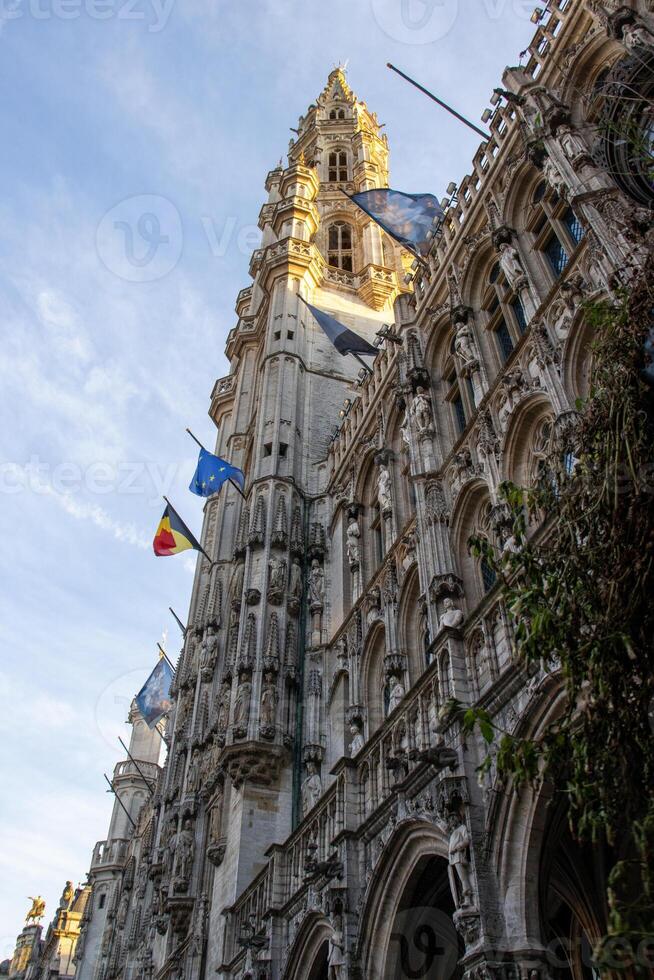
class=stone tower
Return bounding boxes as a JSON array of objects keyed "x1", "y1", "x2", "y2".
[
  {"x1": 73, "y1": 703, "x2": 160, "y2": 979},
  {"x1": 158, "y1": 66, "x2": 408, "y2": 970}
]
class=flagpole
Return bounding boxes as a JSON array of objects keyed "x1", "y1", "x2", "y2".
[
  {"x1": 386, "y1": 63, "x2": 492, "y2": 141},
  {"x1": 162, "y1": 495, "x2": 213, "y2": 564},
  {"x1": 157, "y1": 642, "x2": 176, "y2": 671},
  {"x1": 185, "y1": 427, "x2": 247, "y2": 500},
  {"x1": 104, "y1": 774, "x2": 136, "y2": 829},
  {"x1": 350, "y1": 351, "x2": 374, "y2": 376},
  {"x1": 169, "y1": 607, "x2": 187, "y2": 637},
  {"x1": 118, "y1": 737, "x2": 155, "y2": 798}
]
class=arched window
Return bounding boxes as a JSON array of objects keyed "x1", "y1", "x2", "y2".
[
  {"x1": 482, "y1": 256, "x2": 529, "y2": 368},
  {"x1": 327, "y1": 221, "x2": 353, "y2": 271},
  {"x1": 527, "y1": 182, "x2": 585, "y2": 283},
  {"x1": 328, "y1": 150, "x2": 348, "y2": 182}
]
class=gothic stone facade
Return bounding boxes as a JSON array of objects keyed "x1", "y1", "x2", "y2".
[{"x1": 74, "y1": 2, "x2": 654, "y2": 978}]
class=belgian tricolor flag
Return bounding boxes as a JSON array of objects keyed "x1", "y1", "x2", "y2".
[{"x1": 153, "y1": 499, "x2": 205, "y2": 558}]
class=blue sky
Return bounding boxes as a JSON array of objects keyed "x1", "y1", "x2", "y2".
[{"x1": 0, "y1": 0, "x2": 537, "y2": 949}]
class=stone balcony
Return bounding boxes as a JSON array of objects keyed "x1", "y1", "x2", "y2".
[{"x1": 89, "y1": 838, "x2": 130, "y2": 871}]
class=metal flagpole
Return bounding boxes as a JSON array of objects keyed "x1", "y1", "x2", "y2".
[
  {"x1": 350, "y1": 351, "x2": 374, "y2": 376},
  {"x1": 156, "y1": 642, "x2": 176, "y2": 671},
  {"x1": 162, "y1": 495, "x2": 213, "y2": 564},
  {"x1": 185, "y1": 427, "x2": 246, "y2": 500},
  {"x1": 169, "y1": 607, "x2": 187, "y2": 637},
  {"x1": 103, "y1": 774, "x2": 136, "y2": 829},
  {"x1": 118, "y1": 737, "x2": 155, "y2": 798},
  {"x1": 387, "y1": 64, "x2": 492, "y2": 141}
]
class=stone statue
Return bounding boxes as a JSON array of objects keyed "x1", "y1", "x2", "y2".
[
  {"x1": 117, "y1": 889, "x2": 130, "y2": 928},
  {"x1": 498, "y1": 242, "x2": 525, "y2": 287},
  {"x1": 216, "y1": 682, "x2": 231, "y2": 731},
  {"x1": 200, "y1": 625, "x2": 218, "y2": 675},
  {"x1": 209, "y1": 795, "x2": 223, "y2": 844},
  {"x1": 260, "y1": 673, "x2": 278, "y2": 729},
  {"x1": 289, "y1": 558, "x2": 302, "y2": 600},
  {"x1": 26, "y1": 896, "x2": 46, "y2": 923},
  {"x1": 454, "y1": 323, "x2": 478, "y2": 369},
  {"x1": 411, "y1": 387, "x2": 433, "y2": 434},
  {"x1": 349, "y1": 722, "x2": 365, "y2": 756},
  {"x1": 543, "y1": 155, "x2": 567, "y2": 197},
  {"x1": 186, "y1": 749, "x2": 201, "y2": 794},
  {"x1": 346, "y1": 517, "x2": 360, "y2": 566},
  {"x1": 448, "y1": 816, "x2": 473, "y2": 907},
  {"x1": 622, "y1": 21, "x2": 654, "y2": 50},
  {"x1": 268, "y1": 557, "x2": 286, "y2": 593},
  {"x1": 231, "y1": 562, "x2": 245, "y2": 605},
  {"x1": 301, "y1": 761, "x2": 322, "y2": 815},
  {"x1": 172, "y1": 819, "x2": 195, "y2": 890},
  {"x1": 233, "y1": 675, "x2": 252, "y2": 730},
  {"x1": 377, "y1": 464, "x2": 392, "y2": 514},
  {"x1": 388, "y1": 676, "x2": 406, "y2": 714},
  {"x1": 557, "y1": 123, "x2": 587, "y2": 163},
  {"x1": 328, "y1": 915, "x2": 346, "y2": 979},
  {"x1": 309, "y1": 559, "x2": 324, "y2": 605},
  {"x1": 400, "y1": 410, "x2": 411, "y2": 452},
  {"x1": 439, "y1": 597, "x2": 465, "y2": 631}
]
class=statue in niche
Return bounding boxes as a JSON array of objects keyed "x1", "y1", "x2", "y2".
[
  {"x1": 454, "y1": 323, "x2": 478, "y2": 370},
  {"x1": 216, "y1": 683, "x2": 231, "y2": 731},
  {"x1": 349, "y1": 721, "x2": 365, "y2": 756},
  {"x1": 186, "y1": 749, "x2": 201, "y2": 794},
  {"x1": 400, "y1": 410, "x2": 411, "y2": 452},
  {"x1": 117, "y1": 890, "x2": 129, "y2": 929},
  {"x1": 439, "y1": 597, "x2": 465, "y2": 631},
  {"x1": 209, "y1": 793, "x2": 223, "y2": 843},
  {"x1": 622, "y1": 21, "x2": 654, "y2": 50},
  {"x1": 346, "y1": 516, "x2": 360, "y2": 566},
  {"x1": 200, "y1": 625, "x2": 218, "y2": 677},
  {"x1": 259, "y1": 673, "x2": 278, "y2": 731},
  {"x1": 543, "y1": 155, "x2": 567, "y2": 197},
  {"x1": 377, "y1": 463, "x2": 392, "y2": 514},
  {"x1": 301, "y1": 761, "x2": 322, "y2": 815},
  {"x1": 328, "y1": 915, "x2": 345, "y2": 979},
  {"x1": 557, "y1": 123, "x2": 588, "y2": 163},
  {"x1": 498, "y1": 242, "x2": 525, "y2": 287},
  {"x1": 448, "y1": 816, "x2": 474, "y2": 907},
  {"x1": 268, "y1": 557, "x2": 286, "y2": 592},
  {"x1": 410, "y1": 387, "x2": 433, "y2": 435},
  {"x1": 233, "y1": 674, "x2": 252, "y2": 732},
  {"x1": 172, "y1": 819, "x2": 195, "y2": 892},
  {"x1": 308, "y1": 559, "x2": 324, "y2": 606},
  {"x1": 289, "y1": 557, "x2": 303, "y2": 602},
  {"x1": 231, "y1": 562, "x2": 245, "y2": 606},
  {"x1": 388, "y1": 675, "x2": 406, "y2": 714}
]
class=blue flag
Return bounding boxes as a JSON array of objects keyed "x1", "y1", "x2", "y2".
[
  {"x1": 189, "y1": 447, "x2": 245, "y2": 498},
  {"x1": 299, "y1": 298, "x2": 378, "y2": 357},
  {"x1": 136, "y1": 658, "x2": 174, "y2": 728},
  {"x1": 348, "y1": 188, "x2": 444, "y2": 256}
]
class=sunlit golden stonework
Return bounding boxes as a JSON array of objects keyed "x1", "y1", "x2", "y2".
[{"x1": 53, "y1": 2, "x2": 654, "y2": 978}]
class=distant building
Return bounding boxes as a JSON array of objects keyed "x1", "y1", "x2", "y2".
[
  {"x1": 8, "y1": 885, "x2": 90, "y2": 980},
  {"x1": 71, "y1": 1, "x2": 654, "y2": 977}
]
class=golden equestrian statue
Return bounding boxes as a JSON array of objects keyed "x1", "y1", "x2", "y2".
[{"x1": 25, "y1": 896, "x2": 46, "y2": 923}]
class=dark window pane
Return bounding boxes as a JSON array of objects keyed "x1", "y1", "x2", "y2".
[
  {"x1": 495, "y1": 319, "x2": 514, "y2": 361},
  {"x1": 563, "y1": 207, "x2": 584, "y2": 244},
  {"x1": 512, "y1": 297, "x2": 528, "y2": 333},
  {"x1": 341, "y1": 225, "x2": 352, "y2": 248},
  {"x1": 489, "y1": 261, "x2": 500, "y2": 283},
  {"x1": 481, "y1": 558, "x2": 497, "y2": 593},
  {"x1": 328, "y1": 226, "x2": 339, "y2": 249},
  {"x1": 453, "y1": 395, "x2": 466, "y2": 435},
  {"x1": 544, "y1": 235, "x2": 569, "y2": 276},
  {"x1": 533, "y1": 180, "x2": 547, "y2": 203},
  {"x1": 341, "y1": 255, "x2": 353, "y2": 272}
]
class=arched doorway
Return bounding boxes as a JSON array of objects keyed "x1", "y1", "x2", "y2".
[
  {"x1": 306, "y1": 939, "x2": 329, "y2": 980},
  {"x1": 384, "y1": 855, "x2": 463, "y2": 980}
]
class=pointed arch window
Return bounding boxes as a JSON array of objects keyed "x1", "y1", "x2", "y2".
[
  {"x1": 328, "y1": 220, "x2": 353, "y2": 272},
  {"x1": 328, "y1": 150, "x2": 349, "y2": 182}
]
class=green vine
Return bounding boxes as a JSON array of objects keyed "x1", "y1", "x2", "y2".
[{"x1": 463, "y1": 262, "x2": 654, "y2": 971}]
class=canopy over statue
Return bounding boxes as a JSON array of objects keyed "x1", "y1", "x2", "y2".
[{"x1": 26, "y1": 896, "x2": 46, "y2": 923}]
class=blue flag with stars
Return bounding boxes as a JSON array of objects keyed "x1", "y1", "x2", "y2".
[{"x1": 189, "y1": 448, "x2": 245, "y2": 498}]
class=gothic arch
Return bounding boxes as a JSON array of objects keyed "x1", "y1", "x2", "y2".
[
  {"x1": 360, "y1": 621, "x2": 386, "y2": 736},
  {"x1": 282, "y1": 912, "x2": 331, "y2": 980},
  {"x1": 460, "y1": 238, "x2": 496, "y2": 310},
  {"x1": 560, "y1": 34, "x2": 623, "y2": 119},
  {"x1": 501, "y1": 159, "x2": 542, "y2": 236},
  {"x1": 449, "y1": 478, "x2": 493, "y2": 605},
  {"x1": 356, "y1": 819, "x2": 454, "y2": 979},
  {"x1": 500, "y1": 391, "x2": 555, "y2": 487},
  {"x1": 397, "y1": 565, "x2": 425, "y2": 686},
  {"x1": 562, "y1": 316, "x2": 595, "y2": 404},
  {"x1": 355, "y1": 448, "x2": 384, "y2": 582}
]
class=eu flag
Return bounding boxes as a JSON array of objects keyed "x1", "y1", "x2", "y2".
[
  {"x1": 299, "y1": 298, "x2": 378, "y2": 356},
  {"x1": 348, "y1": 188, "x2": 444, "y2": 256},
  {"x1": 189, "y1": 447, "x2": 245, "y2": 498},
  {"x1": 136, "y1": 658, "x2": 174, "y2": 728}
]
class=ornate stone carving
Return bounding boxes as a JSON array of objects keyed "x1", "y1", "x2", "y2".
[
  {"x1": 439, "y1": 597, "x2": 465, "y2": 632},
  {"x1": 232, "y1": 674, "x2": 252, "y2": 738},
  {"x1": 268, "y1": 556, "x2": 287, "y2": 604},
  {"x1": 301, "y1": 761, "x2": 322, "y2": 815},
  {"x1": 346, "y1": 515, "x2": 361, "y2": 567}
]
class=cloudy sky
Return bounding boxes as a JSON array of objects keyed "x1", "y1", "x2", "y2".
[{"x1": 0, "y1": 0, "x2": 537, "y2": 950}]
